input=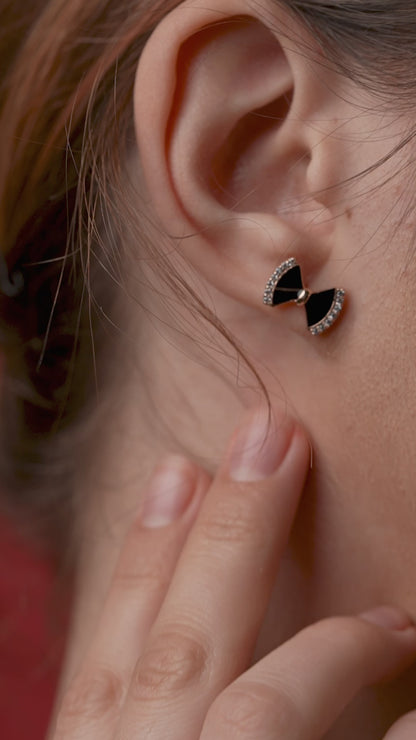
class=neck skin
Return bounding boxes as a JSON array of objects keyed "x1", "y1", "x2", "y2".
[{"x1": 48, "y1": 270, "x2": 416, "y2": 740}]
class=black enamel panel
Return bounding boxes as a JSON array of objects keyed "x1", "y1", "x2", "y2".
[
  {"x1": 277, "y1": 266, "x2": 302, "y2": 290},
  {"x1": 272, "y1": 266, "x2": 302, "y2": 306},
  {"x1": 305, "y1": 289, "x2": 336, "y2": 327},
  {"x1": 272, "y1": 288, "x2": 300, "y2": 306}
]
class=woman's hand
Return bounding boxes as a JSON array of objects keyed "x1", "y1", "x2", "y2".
[{"x1": 51, "y1": 407, "x2": 416, "y2": 739}]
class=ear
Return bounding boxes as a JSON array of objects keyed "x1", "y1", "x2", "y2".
[{"x1": 133, "y1": 0, "x2": 350, "y2": 323}]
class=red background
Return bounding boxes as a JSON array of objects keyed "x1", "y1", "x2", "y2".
[{"x1": 0, "y1": 517, "x2": 67, "y2": 739}]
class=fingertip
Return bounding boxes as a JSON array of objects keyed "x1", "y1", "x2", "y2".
[
  {"x1": 226, "y1": 405, "x2": 295, "y2": 482},
  {"x1": 141, "y1": 454, "x2": 200, "y2": 528},
  {"x1": 359, "y1": 606, "x2": 416, "y2": 633},
  {"x1": 282, "y1": 420, "x2": 311, "y2": 477},
  {"x1": 384, "y1": 711, "x2": 416, "y2": 739}
]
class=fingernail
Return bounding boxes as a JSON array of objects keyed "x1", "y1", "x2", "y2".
[
  {"x1": 141, "y1": 456, "x2": 197, "y2": 528},
  {"x1": 360, "y1": 606, "x2": 415, "y2": 631},
  {"x1": 227, "y1": 406, "x2": 294, "y2": 482}
]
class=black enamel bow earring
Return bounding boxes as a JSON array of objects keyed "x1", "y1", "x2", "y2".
[{"x1": 263, "y1": 258, "x2": 345, "y2": 335}]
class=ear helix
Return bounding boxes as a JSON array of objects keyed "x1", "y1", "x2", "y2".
[{"x1": 263, "y1": 258, "x2": 345, "y2": 335}]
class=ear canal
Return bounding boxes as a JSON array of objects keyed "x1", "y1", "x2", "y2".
[{"x1": 168, "y1": 16, "x2": 295, "y2": 225}]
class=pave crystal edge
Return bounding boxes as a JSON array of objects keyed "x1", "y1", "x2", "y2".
[
  {"x1": 309, "y1": 289, "x2": 345, "y2": 335},
  {"x1": 263, "y1": 258, "x2": 297, "y2": 306}
]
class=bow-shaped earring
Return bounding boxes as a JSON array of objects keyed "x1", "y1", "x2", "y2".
[{"x1": 263, "y1": 258, "x2": 345, "y2": 335}]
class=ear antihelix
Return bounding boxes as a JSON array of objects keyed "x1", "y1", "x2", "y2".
[{"x1": 166, "y1": 16, "x2": 294, "y2": 225}]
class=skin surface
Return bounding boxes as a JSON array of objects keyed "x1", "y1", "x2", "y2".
[
  {"x1": 48, "y1": 1, "x2": 416, "y2": 737},
  {"x1": 48, "y1": 412, "x2": 416, "y2": 739}
]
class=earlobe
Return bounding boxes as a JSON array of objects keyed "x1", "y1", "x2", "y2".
[{"x1": 134, "y1": 0, "x2": 343, "y2": 315}]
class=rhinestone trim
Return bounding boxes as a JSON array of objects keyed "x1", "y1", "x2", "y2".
[
  {"x1": 263, "y1": 258, "x2": 297, "y2": 306},
  {"x1": 309, "y1": 289, "x2": 345, "y2": 335}
]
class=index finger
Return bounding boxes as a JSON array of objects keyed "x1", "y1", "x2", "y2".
[{"x1": 118, "y1": 405, "x2": 310, "y2": 738}]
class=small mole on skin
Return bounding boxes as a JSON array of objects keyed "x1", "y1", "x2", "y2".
[{"x1": 345, "y1": 207, "x2": 352, "y2": 220}]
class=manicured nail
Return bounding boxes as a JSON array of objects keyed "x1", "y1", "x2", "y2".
[
  {"x1": 360, "y1": 606, "x2": 415, "y2": 631},
  {"x1": 227, "y1": 406, "x2": 294, "y2": 482},
  {"x1": 141, "y1": 456, "x2": 197, "y2": 528}
]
